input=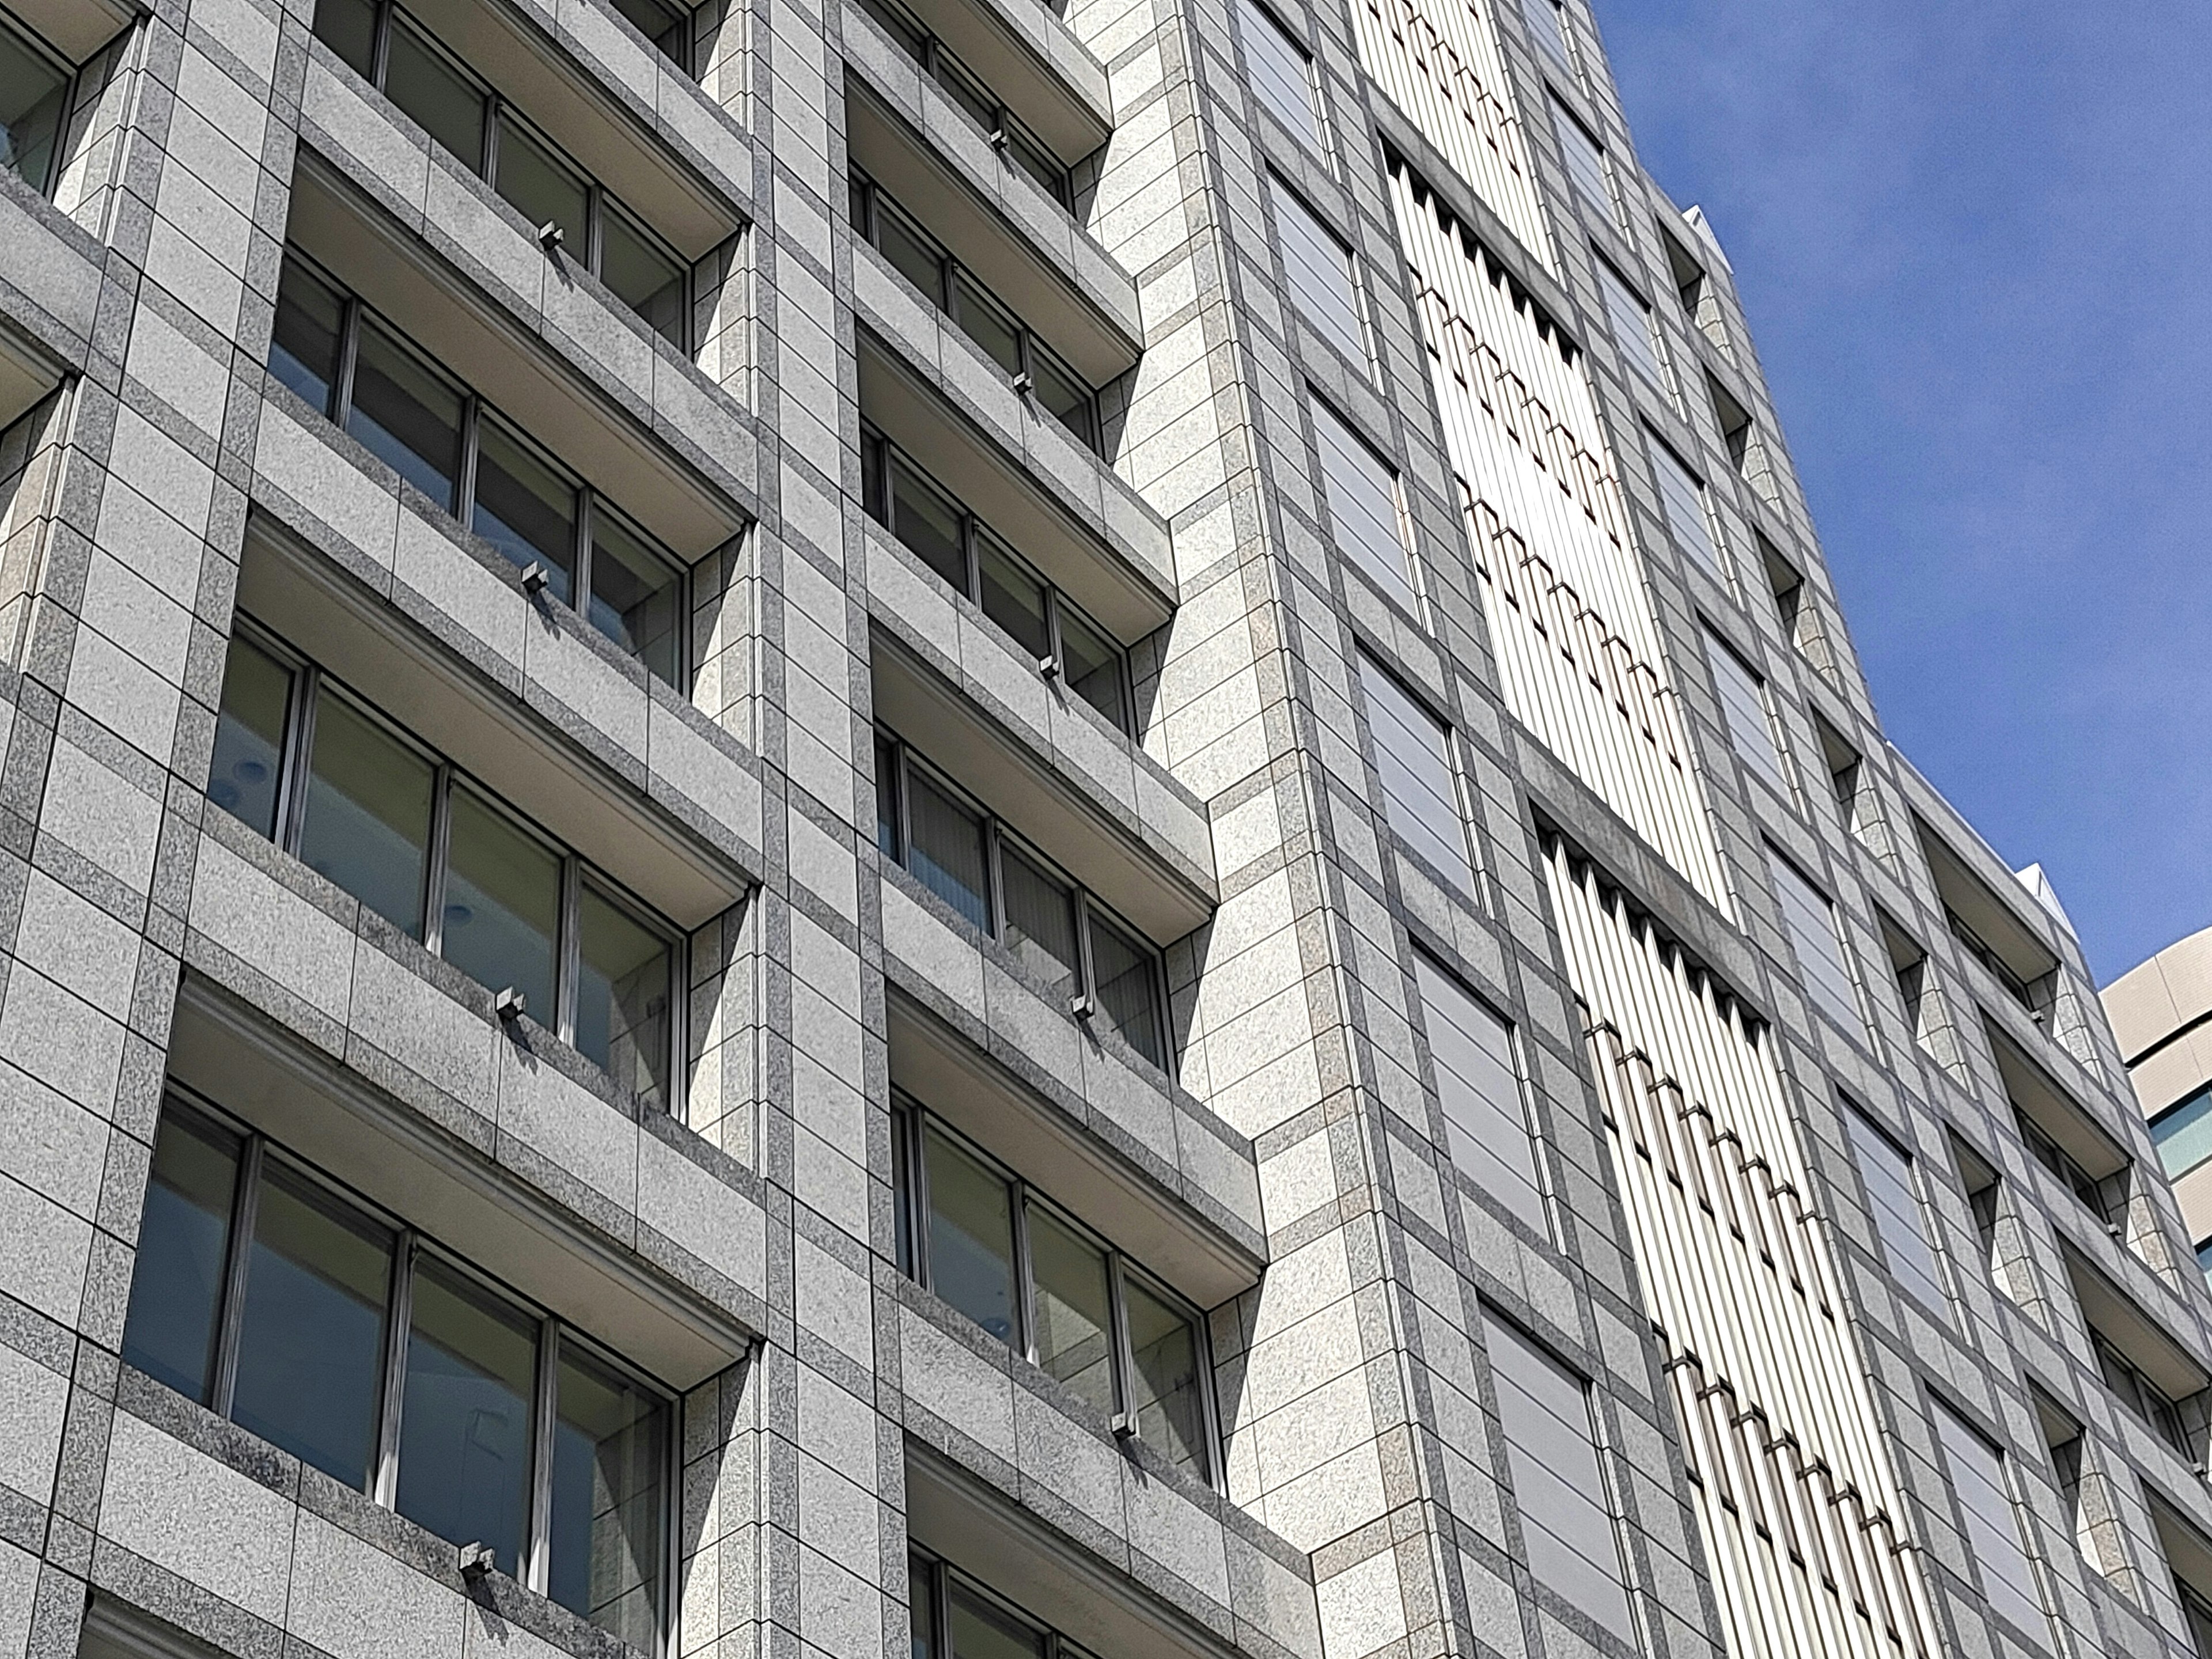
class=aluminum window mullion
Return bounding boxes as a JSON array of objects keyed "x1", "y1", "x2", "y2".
[
  {"x1": 1104, "y1": 1249, "x2": 1133, "y2": 1431},
  {"x1": 481, "y1": 94, "x2": 501, "y2": 188},
  {"x1": 372, "y1": 1230, "x2": 416, "y2": 1506},
  {"x1": 276, "y1": 662, "x2": 321, "y2": 855},
  {"x1": 457, "y1": 395, "x2": 482, "y2": 526},
  {"x1": 525, "y1": 1313, "x2": 559, "y2": 1593},
  {"x1": 892, "y1": 739, "x2": 915, "y2": 871},
  {"x1": 369, "y1": 0, "x2": 395, "y2": 87},
  {"x1": 1009, "y1": 1179, "x2": 1035, "y2": 1363},
  {"x1": 556, "y1": 855, "x2": 581, "y2": 1042},
  {"x1": 575, "y1": 488, "x2": 597, "y2": 613},
  {"x1": 332, "y1": 297, "x2": 363, "y2": 426},
  {"x1": 586, "y1": 183, "x2": 605, "y2": 278},
  {"x1": 209, "y1": 1132, "x2": 264, "y2": 1417},
  {"x1": 1072, "y1": 892, "x2": 1100, "y2": 1015},
  {"x1": 910, "y1": 1102, "x2": 935, "y2": 1294},
  {"x1": 668, "y1": 931, "x2": 690, "y2": 1125},
  {"x1": 422, "y1": 763, "x2": 454, "y2": 954}
]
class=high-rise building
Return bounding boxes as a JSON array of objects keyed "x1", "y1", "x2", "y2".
[
  {"x1": 2107, "y1": 928, "x2": 2212, "y2": 1284},
  {"x1": 2, "y1": 0, "x2": 2208, "y2": 1657}
]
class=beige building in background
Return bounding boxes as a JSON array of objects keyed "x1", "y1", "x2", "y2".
[{"x1": 2105, "y1": 926, "x2": 2212, "y2": 1275}]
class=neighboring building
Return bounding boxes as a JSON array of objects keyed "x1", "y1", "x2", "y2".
[
  {"x1": 3, "y1": 0, "x2": 2211, "y2": 1657},
  {"x1": 2107, "y1": 927, "x2": 2212, "y2": 1278}
]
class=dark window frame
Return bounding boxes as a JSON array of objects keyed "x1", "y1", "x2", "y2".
[
  {"x1": 2089, "y1": 1327, "x2": 2192, "y2": 1457},
  {"x1": 908, "y1": 1545, "x2": 1108, "y2": 1659},
  {"x1": 217, "y1": 619, "x2": 687, "y2": 1111},
  {"x1": 272, "y1": 250, "x2": 694, "y2": 692},
  {"x1": 123, "y1": 1085, "x2": 680, "y2": 1652},
  {"x1": 0, "y1": 8, "x2": 84, "y2": 200},
  {"x1": 890, "y1": 1096, "x2": 1219, "y2": 1484},
  {"x1": 874, "y1": 730, "x2": 1167, "y2": 1066}
]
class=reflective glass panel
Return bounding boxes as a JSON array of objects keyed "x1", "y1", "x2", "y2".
[
  {"x1": 1931, "y1": 1401, "x2": 2047, "y2": 1638},
  {"x1": 1312, "y1": 399, "x2": 1414, "y2": 611},
  {"x1": 924, "y1": 1126, "x2": 1015, "y2": 1343},
  {"x1": 210, "y1": 635, "x2": 293, "y2": 838},
  {"x1": 589, "y1": 507, "x2": 684, "y2": 687},
  {"x1": 1006, "y1": 130, "x2": 1067, "y2": 204},
  {"x1": 1358, "y1": 653, "x2": 1475, "y2": 895},
  {"x1": 904, "y1": 767, "x2": 988, "y2": 931},
  {"x1": 346, "y1": 317, "x2": 464, "y2": 510},
  {"x1": 493, "y1": 110, "x2": 587, "y2": 252},
  {"x1": 312, "y1": 0, "x2": 377, "y2": 77},
  {"x1": 472, "y1": 415, "x2": 577, "y2": 601},
  {"x1": 601, "y1": 204, "x2": 688, "y2": 351},
  {"x1": 1030, "y1": 349, "x2": 1093, "y2": 450},
  {"x1": 976, "y1": 532, "x2": 1049, "y2": 660},
  {"x1": 888, "y1": 452, "x2": 966, "y2": 589},
  {"x1": 1124, "y1": 1277, "x2": 1206, "y2": 1478},
  {"x1": 2153, "y1": 1085, "x2": 2212, "y2": 1182},
  {"x1": 397, "y1": 1255, "x2": 537, "y2": 1576},
  {"x1": 1768, "y1": 851, "x2": 1863, "y2": 1038},
  {"x1": 298, "y1": 692, "x2": 435, "y2": 937},
  {"x1": 1237, "y1": 0, "x2": 1321, "y2": 151},
  {"x1": 952, "y1": 273, "x2": 1022, "y2": 376},
  {"x1": 1267, "y1": 174, "x2": 1363, "y2": 367},
  {"x1": 1413, "y1": 951, "x2": 1543, "y2": 1230},
  {"x1": 384, "y1": 18, "x2": 485, "y2": 170},
  {"x1": 1025, "y1": 1204, "x2": 1113, "y2": 1418},
  {"x1": 1056, "y1": 604, "x2": 1124, "y2": 733},
  {"x1": 1845, "y1": 1108, "x2": 1946, "y2": 1314},
  {"x1": 998, "y1": 843, "x2": 1077, "y2": 1001},
  {"x1": 1088, "y1": 910, "x2": 1162, "y2": 1066},
  {"x1": 550, "y1": 1340, "x2": 668, "y2": 1649},
  {"x1": 269, "y1": 257, "x2": 345, "y2": 416},
  {"x1": 231, "y1": 1161, "x2": 393, "y2": 1490},
  {"x1": 442, "y1": 785, "x2": 560, "y2": 1021},
  {"x1": 0, "y1": 18, "x2": 67, "y2": 196},
  {"x1": 876, "y1": 200, "x2": 945, "y2": 305},
  {"x1": 576, "y1": 882, "x2": 671, "y2": 1108},
  {"x1": 121, "y1": 1105, "x2": 241, "y2": 1403},
  {"x1": 947, "y1": 1581, "x2": 1046, "y2": 1659}
]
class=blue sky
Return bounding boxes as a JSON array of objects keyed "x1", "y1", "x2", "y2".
[{"x1": 1588, "y1": 0, "x2": 2212, "y2": 985}]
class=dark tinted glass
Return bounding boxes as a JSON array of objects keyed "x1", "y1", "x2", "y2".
[
  {"x1": 1025, "y1": 1204, "x2": 1113, "y2": 1418},
  {"x1": 590, "y1": 508, "x2": 684, "y2": 685},
  {"x1": 396, "y1": 1256, "x2": 537, "y2": 1576},
  {"x1": 384, "y1": 18, "x2": 484, "y2": 169},
  {"x1": 947, "y1": 1581, "x2": 1046, "y2": 1659},
  {"x1": 888, "y1": 453, "x2": 965, "y2": 589},
  {"x1": 601, "y1": 206, "x2": 688, "y2": 352},
  {"x1": 1124, "y1": 1277, "x2": 1206, "y2": 1478},
  {"x1": 577, "y1": 883, "x2": 671, "y2": 1107},
  {"x1": 1087, "y1": 910, "x2": 1161, "y2": 1066},
  {"x1": 472, "y1": 415, "x2": 577, "y2": 600},
  {"x1": 976, "y1": 533, "x2": 1048, "y2": 659},
  {"x1": 1413, "y1": 952, "x2": 1541, "y2": 1230},
  {"x1": 312, "y1": 0, "x2": 377, "y2": 77},
  {"x1": 0, "y1": 19, "x2": 67, "y2": 196},
  {"x1": 908, "y1": 1553, "x2": 938, "y2": 1659},
  {"x1": 210, "y1": 635, "x2": 293, "y2": 838},
  {"x1": 121, "y1": 1107, "x2": 241, "y2": 1403},
  {"x1": 876, "y1": 200, "x2": 945, "y2": 304},
  {"x1": 854, "y1": 0, "x2": 926, "y2": 58},
  {"x1": 1006, "y1": 130, "x2": 1067, "y2": 204},
  {"x1": 269, "y1": 257, "x2": 345, "y2": 415},
  {"x1": 1030, "y1": 349, "x2": 1093, "y2": 450},
  {"x1": 999, "y1": 844, "x2": 1077, "y2": 1000},
  {"x1": 298, "y1": 692, "x2": 434, "y2": 937},
  {"x1": 952, "y1": 274, "x2": 1021, "y2": 376},
  {"x1": 442, "y1": 786, "x2": 560, "y2": 1020},
  {"x1": 493, "y1": 110, "x2": 586, "y2": 251},
  {"x1": 347, "y1": 317, "x2": 464, "y2": 510},
  {"x1": 904, "y1": 768, "x2": 987, "y2": 930},
  {"x1": 550, "y1": 1340, "x2": 668, "y2": 1649},
  {"x1": 230, "y1": 1162, "x2": 393, "y2": 1490},
  {"x1": 1057, "y1": 604, "x2": 1124, "y2": 732},
  {"x1": 932, "y1": 58, "x2": 996, "y2": 134},
  {"x1": 874, "y1": 734, "x2": 900, "y2": 858},
  {"x1": 608, "y1": 0, "x2": 689, "y2": 66},
  {"x1": 925, "y1": 1126, "x2": 1014, "y2": 1343}
]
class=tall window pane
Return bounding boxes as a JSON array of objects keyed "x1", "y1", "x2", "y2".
[
  {"x1": 1025, "y1": 1204, "x2": 1114, "y2": 1418},
  {"x1": 999, "y1": 844, "x2": 1078, "y2": 1001},
  {"x1": 925, "y1": 1127, "x2": 1016, "y2": 1344},
  {"x1": 472, "y1": 415, "x2": 578, "y2": 601},
  {"x1": 1596, "y1": 259, "x2": 1664, "y2": 389},
  {"x1": 0, "y1": 18, "x2": 67, "y2": 197},
  {"x1": 1358, "y1": 653, "x2": 1475, "y2": 895},
  {"x1": 346, "y1": 317, "x2": 464, "y2": 511},
  {"x1": 1768, "y1": 851, "x2": 1864, "y2": 1039},
  {"x1": 1238, "y1": 0, "x2": 1320, "y2": 151},
  {"x1": 1313, "y1": 399, "x2": 1415, "y2": 611},
  {"x1": 1482, "y1": 1311, "x2": 1634, "y2": 1642},
  {"x1": 908, "y1": 1552, "x2": 940, "y2": 1659},
  {"x1": 1029, "y1": 349, "x2": 1094, "y2": 450},
  {"x1": 601, "y1": 206, "x2": 688, "y2": 351},
  {"x1": 1413, "y1": 952, "x2": 1543, "y2": 1229},
  {"x1": 904, "y1": 768, "x2": 988, "y2": 931},
  {"x1": 493, "y1": 110, "x2": 587, "y2": 255},
  {"x1": 948, "y1": 1582, "x2": 1046, "y2": 1659},
  {"x1": 442, "y1": 786, "x2": 561, "y2": 1020},
  {"x1": 1269, "y1": 175, "x2": 1365, "y2": 368},
  {"x1": 1703, "y1": 627, "x2": 1788, "y2": 796},
  {"x1": 1088, "y1": 910, "x2": 1162, "y2": 1067},
  {"x1": 888, "y1": 452, "x2": 967, "y2": 590},
  {"x1": 269, "y1": 257, "x2": 345, "y2": 416},
  {"x1": 1551, "y1": 99, "x2": 1613, "y2": 224},
  {"x1": 589, "y1": 509, "x2": 685, "y2": 687},
  {"x1": 577, "y1": 883, "x2": 672, "y2": 1108},
  {"x1": 977, "y1": 533, "x2": 1049, "y2": 659},
  {"x1": 121, "y1": 1106, "x2": 241, "y2": 1403},
  {"x1": 312, "y1": 0, "x2": 377, "y2": 77},
  {"x1": 551, "y1": 1340, "x2": 668, "y2": 1650},
  {"x1": 1522, "y1": 0, "x2": 1572, "y2": 67},
  {"x1": 1650, "y1": 434, "x2": 1722, "y2": 575},
  {"x1": 876, "y1": 734, "x2": 901, "y2": 859},
  {"x1": 210, "y1": 635, "x2": 293, "y2": 839},
  {"x1": 1844, "y1": 1107, "x2": 1946, "y2": 1314},
  {"x1": 876, "y1": 199, "x2": 945, "y2": 305},
  {"x1": 298, "y1": 692, "x2": 435, "y2": 938},
  {"x1": 1124, "y1": 1277, "x2": 1206, "y2": 1479},
  {"x1": 1058, "y1": 605, "x2": 1126, "y2": 733},
  {"x1": 230, "y1": 1162, "x2": 393, "y2": 1491},
  {"x1": 1932, "y1": 1401, "x2": 2047, "y2": 1639},
  {"x1": 952, "y1": 274, "x2": 1022, "y2": 377},
  {"x1": 384, "y1": 18, "x2": 485, "y2": 170},
  {"x1": 396, "y1": 1256, "x2": 537, "y2": 1577}
]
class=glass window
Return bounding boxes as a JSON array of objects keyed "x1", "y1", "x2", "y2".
[
  {"x1": 953, "y1": 274, "x2": 1023, "y2": 376},
  {"x1": 1596, "y1": 258, "x2": 1665, "y2": 389},
  {"x1": 1057, "y1": 604, "x2": 1126, "y2": 733},
  {"x1": 472, "y1": 415, "x2": 578, "y2": 600},
  {"x1": 0, "y1": 16, "x2": 67, "y2": 197},
  {"x1": 607, "y1": 0, "x2": 691, "y2": 67},
  {"x1": 1358, "y1": 653, "x2": 1475, "y2": 896},
  {"x1": 120, "y1": 1107, "x2": 241, "y2": 1402},
  {"x1": 494, "y1": 109, "x2": 588, "y2": 253},
  {"x1": 442, "y1": 785, "x2": 562, "y2": 1023},
  {"x1": 210, "y1": 635, "x2": 293, "y2": 839},
  {"x1": 384, "y1": 17, "x2": 486, "y2": 169},
  {"x1": 601, "y1": 204, "x2": 689, "y2": 352},
  {"x1": 876, "y1": 732, "x2": 902, "y2": 860},
  {"x1": 577, "y1": 882, "x2": 672, "y2": 1109},
  {"x1": 1768, "y1": 851, "x2": 1864, "y2": 1039},
  {"x1": 1931, "y1": 1400, "x2": 2047, "y2": 1638},
  {"x1": 589, "y1": 507, "x2": 686, "y2": 686},
  {"x1": 1522, "y1": 0, "x2": 1573, "y2": 68},
  {"x1": 1650, "y1": 434, "x2": 1723, "y2": 575},
  {"x1": 312, "y1": 0, "x2": 378, "y2": 77},
  {"x1": 855, "y1": 0, "x2": 927, "y2": 59},
  {"x1": 550, "y1": 1339, "x2": 668, "y2": 1650},
  {"x1": 1551, "y1": 98, "x2": 1612, "y2": 224},
  {"x1": 931, "y1": 56, "x2": 997, "y2": 134},
  {"x1": 976, "y1": 532, "x2": 1050, "y2": 661},
  {"x1": 2154, "y1": 1086, "x2": 2212, "y2": 1183},
  {"x1": 925, "y1": 1126, "x2": 1016, "y2": 1343},
  {"x1": 1123, "y1": 1275, "x2": 1207, "y2": 1479},
  {"x1": 396, "y1": 1256, "x2": 538, "y2": 1577},
  {"x1": 230, "y1": 1161, "x2": 394, "y2": 1491},
  {"x1": 904, "y1": 767, "x2": 990, "y2": 931},
  {"x1": 1029, "y1": 347, "x2": 1094, "y2": 450},
  {"x1": 909, "y1": 1550, "x2": 941, "y2": 1659},
  {"x1": 888, "y1": 452, "x2": 968, "y2": 590},
  {"x1": 949, "y1": 1580, "x2": 1046, "y2": 1659},
  {"x1": 2196, "y1": 1237, "x2": 2212, "y2": 1294},
  {"x1": 876, "y1": 198, "x2": 946, "y2": 305},
  {"x1": 1088, "y1": 909, "x2": 1162, "y2": 1067},
  {"x1": 1703, "y1": 627, "x2": 1788, "y2": 797},
  {"x1": 1413, "y1": 952, "x2": 1543, "y2": 1230},
  {"x1": 1482, "y1": 1311, "x2": 1634, "y2": 1642},
  {"x1": 1005, "y1": 128, "x2": 1067, "y2": 205},
  {"x1": 1238, "y1": 0, "x2": 1320, "y2": 150},
  {"x1": 1024, "y1": 1204, "x2": 1114, "y2": 1418},
  {"x1": 1312, "y1": 399, "x2": 1415, "y2": 611},
  {"x1": 1844, "y1": 1107, "x2": 1946, "y2": 1314},
  {"x1": 346, "y1": 317, "x2": 465, "y2": 510},
  {"x1": 1268, "y1": 174, "x2": 1365, "y2": 368},
  {"x1": 297, "y1": 692, "x2": 435, "y2": 938},
  {"x1": 999, "y1": 843, "x2": 1079, "y2": 1001},
  {"x1": 270, "y1": 257, "x2": 346, "y2": 416}
]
